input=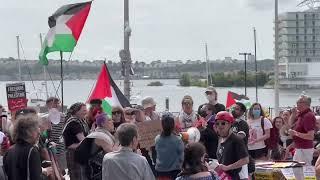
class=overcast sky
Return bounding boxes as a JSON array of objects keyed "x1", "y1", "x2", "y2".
[{"x1": 0, "y1": 0, "x2": 306, "y2": 63}]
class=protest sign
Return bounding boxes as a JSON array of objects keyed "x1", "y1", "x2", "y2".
[
  {"x1": 136, "y1": 120, "x2": 162, "y2": 149},
  {"x1": 6, "y1": 82, "x2": 27, "y2": 111},
  {"x1": 303, "y1": 166, "x2": 316, "y2": 180}
]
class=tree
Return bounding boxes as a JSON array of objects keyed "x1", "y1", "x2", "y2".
[{"x1": 179, "y1": 73, "x2": 191, "y2": 86}]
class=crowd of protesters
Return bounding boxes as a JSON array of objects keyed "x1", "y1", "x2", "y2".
[{"x1": 1, "y1": 86, "x2": 320, "y2": 180}]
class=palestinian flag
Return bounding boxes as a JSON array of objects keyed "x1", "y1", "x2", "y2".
[
  {"x1": 87, "y1": 62, "x2": 131, "y2": 116},
  {"x1": 226, "y1": 91, "x2": 251, "y2": 109},
  {"x1": 39, "y1": 1, "x2": 92, "y2": 65}
]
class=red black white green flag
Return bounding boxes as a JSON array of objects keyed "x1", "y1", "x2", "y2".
[
  {"x1": 87, "y1": 63, "x2": 131, "y2": 116},
  {"x1": 226, "y1": 91, "x2": 251, "y2": 109},
  {"x1": 39, "y1": 1, "x2": 92, "y2": 65}
]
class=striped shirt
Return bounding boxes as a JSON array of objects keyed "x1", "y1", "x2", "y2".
[{"x1": 49, "y1": 115, "x2": 65, "y2": 154}]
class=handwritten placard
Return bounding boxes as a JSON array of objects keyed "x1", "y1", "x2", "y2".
[
  {"x1": 136, "y1": 120, "x2": 162, "y2": 149},
  {"x1": 280, "y1": 168, "x2": 296, "y2": 180},
  {"x1": 303, "y1": 166, "x2": 316, "y2": 180},
  {"x1": 6, "y1": 82, "x2": 27, "y2": 111}
]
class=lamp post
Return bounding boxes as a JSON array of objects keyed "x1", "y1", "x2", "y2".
[
  {"x1": 239, "y1": 53, "x2": 252, "y2": 96},
  {"x1": 120, "y1": 0, "x2": 132, "y2": 101}
]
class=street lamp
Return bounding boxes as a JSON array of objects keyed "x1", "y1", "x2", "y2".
[
  {"x1": 239, "y1": 52, "x2": 252, "y2": 96},
  {"x1": 120, "y1": 0, "x2": 132, "y2": 100}
]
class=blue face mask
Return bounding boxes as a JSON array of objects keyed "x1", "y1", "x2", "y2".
[{"x1": 252, "y1": 109, "x2": 261, "y2": 118}]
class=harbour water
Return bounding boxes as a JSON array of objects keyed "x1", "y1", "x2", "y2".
[{"x1": 1, "y1": 79, "x2": 320, "y2": 112}]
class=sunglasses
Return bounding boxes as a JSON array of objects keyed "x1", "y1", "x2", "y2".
[
  {"x1": 182, "y1": 102, "x2": 192, "y2": 106},
  {"x1": 16, "y1": 109, "x2": 37, "y2": 115},
  {"x1": 205, "y1": 91, "x2": 213, "y2": 95},
  {"x1": 125, "y1": 112, "x2": 135, "y2": 116},
  {"x1": 215, "y1": 122, "x2": 229, "y2": 126},
  {"x1": 112, "y1": 111, "x2": 121, "y2": 115}
]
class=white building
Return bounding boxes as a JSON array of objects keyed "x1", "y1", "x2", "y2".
[{"x1": 278, "y1": 9, "x2": 320, "y2": 88}]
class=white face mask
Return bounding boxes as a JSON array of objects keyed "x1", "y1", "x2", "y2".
[{"x1": 206, "y1": 95, "x2": 216, "y2": 103}]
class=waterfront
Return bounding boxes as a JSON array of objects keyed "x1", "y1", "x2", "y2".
[{"x1": 1, "y1": 79, "x2": 320, "y2": 112}]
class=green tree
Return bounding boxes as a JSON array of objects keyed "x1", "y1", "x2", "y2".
[{"x1": 179, "y1": 73, "x2": 191, "y2": 86}]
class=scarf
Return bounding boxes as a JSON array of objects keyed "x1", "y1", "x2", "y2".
[{"x1": 179, "y1": 111, "x2": 197, "y2": 130}]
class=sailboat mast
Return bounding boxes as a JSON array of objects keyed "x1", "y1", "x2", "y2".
[
  {"x1": 274, "y1": 0, "x2": 280, "y2": 116},
  {"x1": 205, "y1": 43, "x2": 210, "y2": 86},
  {"x1": 254, "y1": 28, "x2": 258, "y2": 102},
  {"x1": 40, "y1": 33, "x2": 49, "y2": 98},
  {"x1": 16, "y1": 36, "x2": 21, "y2": 81}
]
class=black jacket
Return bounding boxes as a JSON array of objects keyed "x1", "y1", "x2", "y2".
[{"x1": 3, "y1": 140, "x2": 42, "y2": 180}]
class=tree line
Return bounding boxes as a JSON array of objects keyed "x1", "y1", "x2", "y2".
[{"x1": 179, "y1": 71, "x2": 270, "y2": 87}]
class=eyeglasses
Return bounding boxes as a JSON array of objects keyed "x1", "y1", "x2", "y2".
[
  {"x1": 205, "y1": 91, "x2": 213, "y2": 95},
  {"x1": 16, "y1": 108, "x2": 37, "y2": 116},
  {"x1": 112, "y1": 111, "x2": 121, "y2": 115},
  {"x1": 215, "y1": 122, "x2": 228, "y2": 126}
]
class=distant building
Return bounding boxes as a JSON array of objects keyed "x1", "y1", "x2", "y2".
[
  {"x1": 278, "y1": 9, "x2": 320, "y2": 88},
  {"x1": 224, "y1": 57, "x2": 234, "y2": 63},
  {"x1": 166, "y1": 60, "x2": 183, "y2": 67},
  {"x1": 248, "y1": 55, "x2": 255, "y2": 63}
]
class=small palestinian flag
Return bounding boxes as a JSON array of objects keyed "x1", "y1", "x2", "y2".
[
  {"x1": 226, "y1": 91, "x2": 251, "y2": 109},
  {"x1": 87, "y1": 62, "x2": 131, "y2": 116},
  {"x1": 39, "y1": 1, "x2": 92, "y2": 65}
]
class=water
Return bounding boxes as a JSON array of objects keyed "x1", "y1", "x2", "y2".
[{"x1": 1, "y1": 79, "x2": 320, "y2": 112}]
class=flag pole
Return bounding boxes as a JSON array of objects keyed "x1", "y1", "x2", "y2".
[{"x1": 60, "y1": 51, "x2": 64, "y2": 112}]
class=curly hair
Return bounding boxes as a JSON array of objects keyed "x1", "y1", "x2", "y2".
[
  {"x1": 65, "y1": 102, "x2": 86, "y2": 120},
  {"x1": 13, "y1": 114, "x2": 39, "y2": 143}
]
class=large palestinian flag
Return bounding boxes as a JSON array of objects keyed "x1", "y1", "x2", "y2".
[
  {"x1": 226, "y1": 91, "x2": 251, "y2": 109},
  {"x1": 39, "y1": 1, "x2": 92, "y2": 65},
  {"x1": 87, "y1": 63, "x2": 131, "y2": 116}
]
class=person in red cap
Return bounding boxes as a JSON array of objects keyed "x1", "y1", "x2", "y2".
[{"x1": 215, "y1": 111, "x2": 249, "y2": 180}]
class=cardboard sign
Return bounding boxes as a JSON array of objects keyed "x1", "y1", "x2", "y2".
[
  {"x1": 280, "y1": 168, "x2": 296, "y2": 180},
  {"x1": 6, "y1": 82, "x2": 27, "y2": 112},
  {"x1": 303, "y1": 166, "x2": 316, "y2": 180},
  {"x1": 136, "y1": 120, "x2": 162, "y2": 149}
]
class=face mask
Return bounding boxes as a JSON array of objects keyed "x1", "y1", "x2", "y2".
[
  {"x1": 206, "y1": 95, "x2": 216, "y2": 103},
  {"x1": 252, "y1": 109, "x2": 261, "y2": 119}
]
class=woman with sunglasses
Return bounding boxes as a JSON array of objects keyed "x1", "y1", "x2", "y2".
[
  {"x1": 247, "y1": 103, "x2": 272, "y2": 160},
  {"x1": 111, "y1": 106, "x2": 125, "y2": 130},
  {"x1": 124, "y1": 108, "x2": 139, "y2": 124}
]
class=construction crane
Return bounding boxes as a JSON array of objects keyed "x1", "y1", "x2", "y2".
[{"x1": 298, "y1": 0, "x2": 320, "y2": 9}]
